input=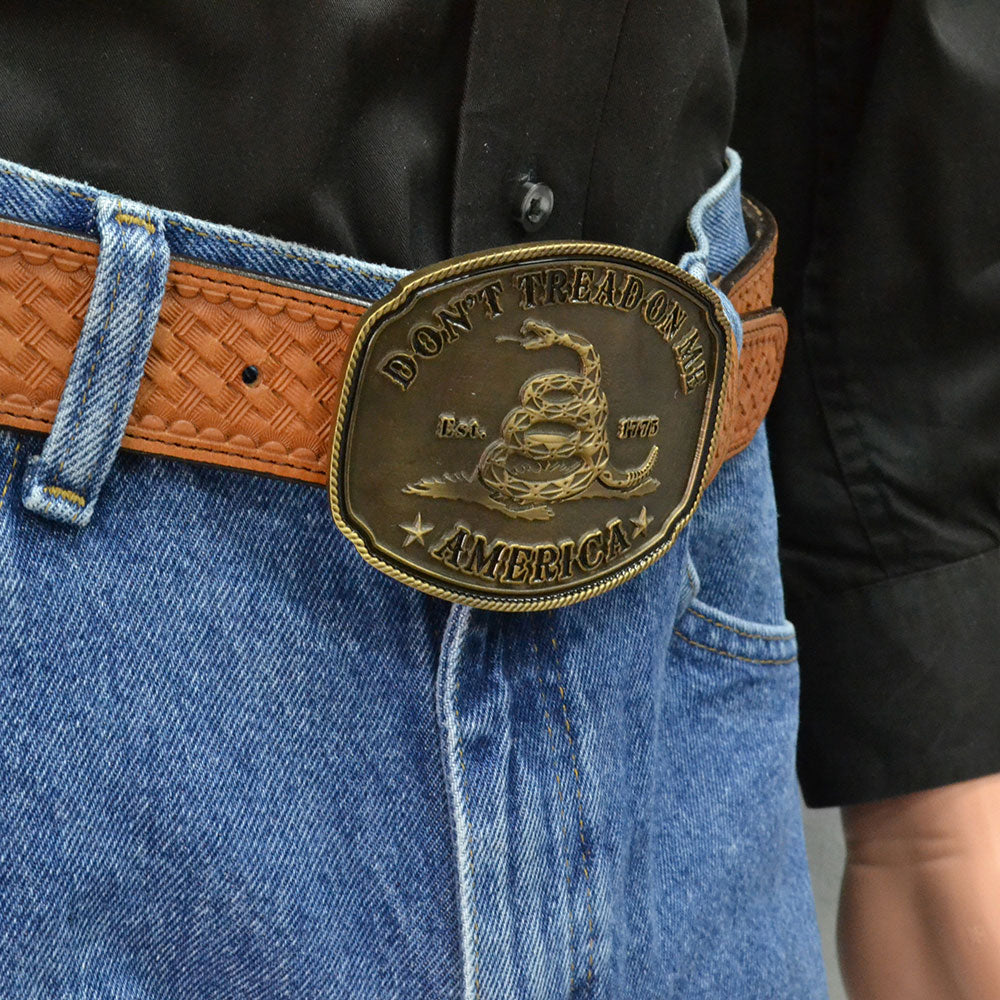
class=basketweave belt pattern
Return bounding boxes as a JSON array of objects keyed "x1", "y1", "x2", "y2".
[{"x1": 0, "y1": 210, "x2": 785, "y2": 487}]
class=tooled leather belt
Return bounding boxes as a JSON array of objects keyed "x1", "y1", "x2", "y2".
[{"x1": 0, "y1": 197, "x2": 787, "y2": 610}]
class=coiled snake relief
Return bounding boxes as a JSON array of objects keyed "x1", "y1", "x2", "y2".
[{"x1": 405, "y1": 318, "x2": 659, "y2": 520}]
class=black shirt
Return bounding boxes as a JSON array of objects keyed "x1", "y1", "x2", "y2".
[
  {"x1": 0, "y1": 0, "x2": 741, "y2": 266},
  {"x1": 736, "y1": 0, "x2": 1000, "y2": 806}
]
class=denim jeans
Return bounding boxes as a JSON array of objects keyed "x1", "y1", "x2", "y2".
[{"x1": 0, "y1": 152, "x2": 827, "y2": 998}]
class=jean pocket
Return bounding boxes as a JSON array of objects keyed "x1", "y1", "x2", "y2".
[
  {"x1": 675, "y1": 550, "x2": 798, "y2": 672},
  {"x1": 665, "y1": 550, "x2": 801, "y2": 890},
  {"x1": 656, "y1": 552, "x2": 814, "y2": 995}
]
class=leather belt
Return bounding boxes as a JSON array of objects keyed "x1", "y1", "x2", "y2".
[
  {"x1": 0, "y1": 198, "x2": 784, "y2": 488},
  {"x1": 0, "y1": 197, "x2": 787, "y2": 609}
]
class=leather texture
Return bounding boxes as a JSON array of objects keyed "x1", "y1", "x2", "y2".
[
  {"x1": 0, "y1": 220, "x2": 363, "y2": 485},
  {"x1": 723, "y1": 196, "x2": 778, "y2": 314},
  {"x1": 707, "y1": 196, "x2": 788, "y2": 483},
  {"x1": 0, "y1": 206, "x2": 784, "y2": 487}
]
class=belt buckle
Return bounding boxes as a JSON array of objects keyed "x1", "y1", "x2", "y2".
[{"x1": 328, "y1": 241, "x2": 735, "y2": 610}]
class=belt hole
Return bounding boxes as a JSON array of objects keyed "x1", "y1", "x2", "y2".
[{"x1": 241, "y1": 365, "x2": 260, "y2": 387}]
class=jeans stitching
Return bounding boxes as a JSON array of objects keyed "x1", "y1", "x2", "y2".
[
  {"x1": 550, "y1": 633, "x2": 596, "y2": 992},
  {"x1": 0, "y1": 440, "x2": 21, "y2": 511},
  {"x1": 672, "y1": 629, "x2": 796, "y2": 666},
  {"x1": 452, "y1": 679, "x2": 483, "y2": 1000},
  {"x1": 42, "y1": 485, "x2": 85, "y2": 507},
  {"x1": 685, "y1": 606, "x2": 790, "y2": 641},
  {"x1": 0, "y1": 162, "x2": 393, "y2": 288},
  {"x1": 163, "y1": 217, "x2": 392, "y2": 285},
  {"x1": 114, "y1": 211, "x2": 155, "y2": 235},
  {"x1": 534, "y1": 640, "x2": 579, "y2": 991},
  {"x1": 0, "y1": 165, "x2": 97, "y2": 202}
]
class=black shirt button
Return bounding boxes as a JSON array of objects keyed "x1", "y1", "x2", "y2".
[{"x1": 513, "y1": 180, "x2": 554, "y2": 233}]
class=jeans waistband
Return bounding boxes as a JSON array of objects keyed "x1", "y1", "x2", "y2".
[
  {"x1": 0, "y1": 149, "x2": 750, "y2": 527},
  {"x1": 0, "y1": 150, "x2": 749, "y2": 306}
]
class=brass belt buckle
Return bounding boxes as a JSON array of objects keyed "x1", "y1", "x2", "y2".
[{"x1": 328, "y1": 241, "x2": 735, "y2": 610}]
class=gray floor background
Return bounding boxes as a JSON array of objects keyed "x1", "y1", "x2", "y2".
[{"x1": 803, "y1": 805, "x2": 848, "y2": 1000}]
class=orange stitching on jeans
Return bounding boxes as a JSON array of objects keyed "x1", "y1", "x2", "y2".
[
  {"x1": 685, "y1": 606, "x2": 789, "y2": 641},
  {"x1": 672, "y1": 629, "x2": 796, "y2": 665},
  {"x1": 550, "y1": 634, "x2": 596, "y2": 990},
  {"x1": 0, "y1": 163, "x2": 390, "y2": 287},
  {"x1": 163, "y1": 218, "x2": 393, "y2": 286},
  {"x1": 114, "y1": 212, "x2": 155, "y2": 234},
  {"x1": 452, "y1": 680, "x2": 483, "y2": 1000},
  {"x1": 43, "y1": 485, "x2": 85, "y2": 506},
  {"x1": 535, "y1": 641, "x2": 579, "y2": 990},
  {"x1": 1, "y1": 166, "x2": 97, "y2": 202},
  {"x1": 0, "y1": 441, "x2": 21, "y2": 511}
]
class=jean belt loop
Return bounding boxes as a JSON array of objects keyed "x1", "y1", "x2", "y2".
[
  {"x1": 21, "y1": 194, "x2": 169, "y2": 526},
  {"x1": 678, "y1": 146, "x2": 750, "y2": 351}
]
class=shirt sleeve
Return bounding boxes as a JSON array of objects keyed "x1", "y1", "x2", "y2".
[{"x1": 735, "y1": 0, "x2": 1000, "y2": 806}]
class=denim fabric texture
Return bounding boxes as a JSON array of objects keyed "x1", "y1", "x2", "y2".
[
  {"x1": 20, "y1": 195, "x2": 169, "y2": 527},
  {"x1": 0, "y1": 153, "x2": 827, "y2": 999},
  {"x1": 677, "y1": 149, "x2": 749, "y2": 345},
  {"x1": 0, "y1": 159, "x2": 404, "y2": 303}
]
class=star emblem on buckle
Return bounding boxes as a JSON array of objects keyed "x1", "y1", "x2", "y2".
[
  {"x1": 630, "y1": 506, "x2": 651, "y2": 539},
  {"x1": 398, "y1": 512, "x2": 434, "y2": 547}
]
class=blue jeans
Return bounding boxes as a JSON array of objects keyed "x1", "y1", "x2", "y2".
[{"x1": 0, "y1": 152, "x2": 827, "y2": 998}]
